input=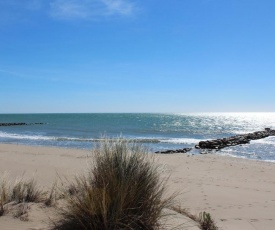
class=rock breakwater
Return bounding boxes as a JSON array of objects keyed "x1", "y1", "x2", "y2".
[
  {"x1": 155, "y1": 148, "x2": 192, "y2": 154},
  {"x1": 0, "y1": 123, "x2": 44, "y2": 126},
  {"x1": 156, "y1": 128, "x2": 275, "y2": 154},
  {"x1": 196, "y1": 128, "x2": 275, "y2": 150}
]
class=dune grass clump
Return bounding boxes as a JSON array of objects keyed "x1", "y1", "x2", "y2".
[
  {"x1": 171, "y1": 206, "x2": 218, "y2": 230},
  {"x1": 11, "y1": 178, "x2": 44, "y2": 204},
  {"x1": 0, "y1": 173, "x2": 10, "y2": 216},
  {"x1": 198, "y1": 212, "x2": 218, "y2": 230},
  {"x1": 0, "y1": 174, "x2": 45, "y2": 217},
  {"x1": 44, "y1": 182, "x2": 58, "y2": 207},
  {"x1": 54, "y1": 138, "x2": 173, "y2": 230}
]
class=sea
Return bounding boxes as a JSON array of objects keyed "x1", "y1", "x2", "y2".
[{"x1": 0, "y1": 113, "x2": 275, "y2": 162}]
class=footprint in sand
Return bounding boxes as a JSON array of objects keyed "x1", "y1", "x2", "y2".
[{"x1": 250, "y1": 219, "x2": 258, "y2": 222}]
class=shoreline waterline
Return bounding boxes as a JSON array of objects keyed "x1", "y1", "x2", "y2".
[{"x1": 1, "y1": 142, "x2": 275, "y2": 164}]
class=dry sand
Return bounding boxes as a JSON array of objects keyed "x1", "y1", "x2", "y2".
[{"x1": 0, "y1": 143, "x2": 275, "y2": 230}]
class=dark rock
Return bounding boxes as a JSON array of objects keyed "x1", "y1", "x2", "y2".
[
  {"x1": 0, "y1": 123, "x2": 44, "y2": 127},
  {"x1": 198, "y1": 128, "x2": 275, "y2": 150},
  {"x1": 156, "y1": 147, "x2": 192, "y2": 154},
  {"x1": 155, "y1": 128, "x2": 275, "y2": 154}
]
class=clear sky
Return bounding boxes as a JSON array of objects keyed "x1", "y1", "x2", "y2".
[{"x1": 0, "y1": 0, "x2": 274, "y2": 113}]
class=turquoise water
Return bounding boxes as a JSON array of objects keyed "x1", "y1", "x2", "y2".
[{"x1": 0, "y1": 113, "x2": 275, "y2": 161}]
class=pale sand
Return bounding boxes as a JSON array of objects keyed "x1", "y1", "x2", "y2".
[{"x1": 0, "y1": 144, "x2": 275, "y2": 230}]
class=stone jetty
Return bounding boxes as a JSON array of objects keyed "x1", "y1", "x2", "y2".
[
  {"x1": 196, "y1": 128, "x2": 275, "y2": 150},
  {"x1": 0, "y1": 123, "x2": 44, "y2": 126},
  {"x1": 155, "y1": 148, "x2": 192, "y2": 154},
  {"x1": 156, "y1": 128, "x2": 275, "y2": 154}
]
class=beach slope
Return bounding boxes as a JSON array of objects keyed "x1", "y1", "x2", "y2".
[{"x1": 0, "y1": 144, "x2": 274, "y2": 230}]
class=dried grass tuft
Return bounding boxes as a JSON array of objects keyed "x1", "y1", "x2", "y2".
[
  {"x1": 0, "y1": 174, "x2": 45, "y2": 217},
  {"x1": 53, "y1": 138, "x2": 174, "y2": 230},
  {"x1": 171, "y1": 206, "x2": 218, "y2": 230},
  {"x1": 11, "y1": 178, "x2": 45, "y2": 203},
  {"x1": 0, "y1": 173, "x2": 10, "y2": 216}
]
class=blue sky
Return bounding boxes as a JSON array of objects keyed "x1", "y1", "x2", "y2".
[{"x1": 0, "y1": 0, "x2": 274, "y2": 113}]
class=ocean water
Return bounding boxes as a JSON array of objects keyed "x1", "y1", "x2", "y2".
[{"x1": 0, "y1": 113, "x2": 275, "y2": 162}]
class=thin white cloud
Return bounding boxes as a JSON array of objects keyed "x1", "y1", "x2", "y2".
[
  {"x1": 49, "y1": 0, "x2": 135, "y2": 20},
  {"x1": 50, "y1": 0, "x2": 92, "y2": 19},
  {"x1": 101, "y1": 0, "x2": 134, "y2": 16},
  {"x1": 0, "y1": 0, "x2": 136, "y2": 24}
]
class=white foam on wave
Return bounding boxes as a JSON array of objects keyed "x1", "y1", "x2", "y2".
[
  {"x1": 0, "y1": 132, "x2": 154, "y2": 143},
  {"x1": 251, "y1": 137, "x2": 275, "y2": 146},
  {"x1": 0, "y1": 132, "x2": 95, "y2": 142},
  {"x1": 159, "y1": 138, "x2": 203, "y2": 144},
  {"x1": 0, "y1": 131, "x2": 53, "y2": 141},
  {"x1": 55, "y1": 137, "x2": 94, "y2": 142}
]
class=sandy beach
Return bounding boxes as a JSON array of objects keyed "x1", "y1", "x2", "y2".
[{"x1": 0, "y1": 143, "x2": 275, "y2": 230}]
